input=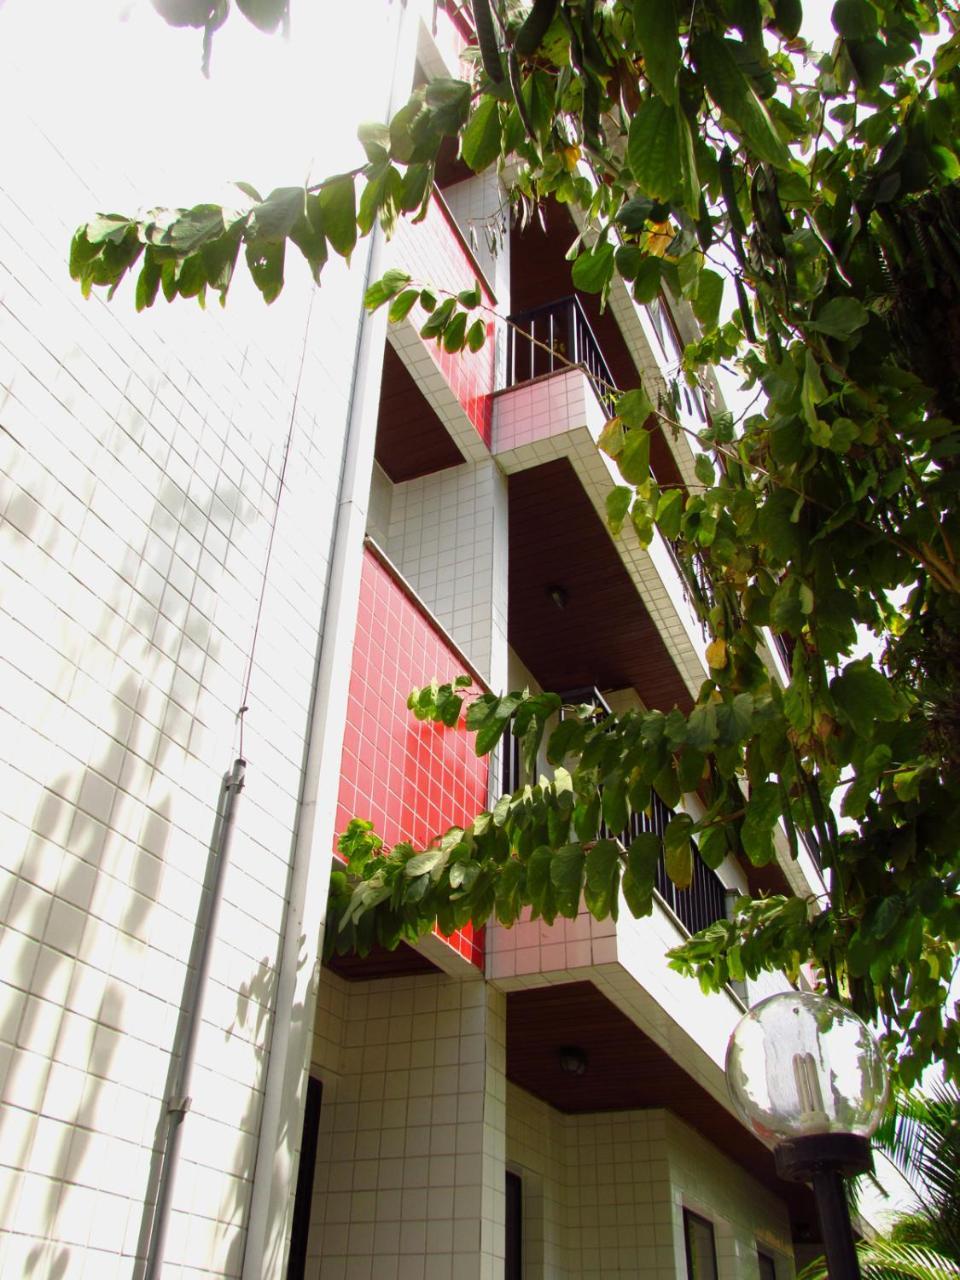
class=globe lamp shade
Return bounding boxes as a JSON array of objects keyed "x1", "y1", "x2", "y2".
[{"x1": 725, "y1": 992, "x2": 889, "y2": 1149}]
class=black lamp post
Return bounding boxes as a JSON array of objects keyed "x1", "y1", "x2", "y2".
[{"x1": 725, "y1": 992, "x2": 889, "y2": 1280}]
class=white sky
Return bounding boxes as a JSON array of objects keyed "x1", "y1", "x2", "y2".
[{"x1": 0, "y1": 0, "x2": 389, "y2": 210}]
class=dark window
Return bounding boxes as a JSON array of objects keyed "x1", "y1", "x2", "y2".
[
  {"x1": 684, "y1": 1209, "x2": 719, "y2": 1280},
  {"x1": 286, "y1": 1076, "x2": 323, "y2": 1280},
  {"x1": 758, "y1": 1251, "x2": 777, "y2": 1280},
  {"x1": 505, "y1": 1170, "x2": 522, "y2": 1280}
]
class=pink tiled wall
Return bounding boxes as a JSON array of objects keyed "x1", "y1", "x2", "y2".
[
  {"x1": 392, "y1": 192, "x2": 496, "y2": 447},
  {"x1": 334, "y1": 547, "x2": 486, "y2": 968}
]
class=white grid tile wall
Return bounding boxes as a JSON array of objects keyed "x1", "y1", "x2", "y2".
[
  {"x1": 0, "y1": 21, "x2": 390, "y2": 1271},
  {"x1": 307, "y1": 971, "x2": 507, "y2": 1280},
  {"x1": 386, "y1": 460, "x2": 509, "y2": 690}
]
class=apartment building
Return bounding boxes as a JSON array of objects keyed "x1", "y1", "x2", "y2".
[{"x1": 0, "y1": 1, "x2": 824, "y2": 1277}]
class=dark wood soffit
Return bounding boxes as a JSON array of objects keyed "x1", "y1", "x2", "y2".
[
  {"x1": 510, "y1": 200, "x2": 684, "y2": 494},
  {"x1": 506, "y1": 981, "x2": 817, "y2": 1233},
  {"x1": 325, "y1": 941, "x2": 442, "y2": 982},
  {"x1": 508, "y1": 458, "x2": 692, "y2": 713},
  {"x1": 375, "y1": 342, "x2": 465, "y2": 484}
]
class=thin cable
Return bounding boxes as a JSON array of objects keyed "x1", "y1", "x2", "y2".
[{"x1": 236, "y1": 289, "x2": 317, "y2": 761}]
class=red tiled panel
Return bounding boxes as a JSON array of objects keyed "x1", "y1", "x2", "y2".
[
  {"x1": 392, "y1": 192, "x2": 496, "y2": 448},
  {"x1": 334, "y1": 548, "x2": 487, "y2": 969}
]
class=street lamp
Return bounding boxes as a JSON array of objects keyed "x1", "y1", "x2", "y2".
[{"x1": 725, "y1": 991, "x2": 889, "y2": 1280}]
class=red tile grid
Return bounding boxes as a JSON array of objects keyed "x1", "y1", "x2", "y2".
[
  {"x1": 392, "y1": 191, "x2": 496, "y2": 448},
  {"x1": 334, "y1": 547, "x2": 487, "y2": 969}
]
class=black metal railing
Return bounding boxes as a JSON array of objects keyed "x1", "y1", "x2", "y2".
[
  {"x1": 499, "y1": 686, "x2": 728, "y2": 935},
  {"x1": 507, "y1": 296, "x2": 617, "y2": 413}
]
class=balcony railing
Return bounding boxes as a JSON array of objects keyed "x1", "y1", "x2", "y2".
[
  {"x1": 501, "y1": 687, "x2": 728, "y2": 937},
  {"x1": 507, "y1": 296, "x2": 617, "y2": 413}
]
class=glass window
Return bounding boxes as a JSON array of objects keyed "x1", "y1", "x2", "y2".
[
  {"x1": 505, "y1": 1170, "x2": 522, "y2": 1280},
  {"x1": 286, "y1": 1076, "x2": 323, "y2": 1280},
  {"x1": 758, "y1": 1251, "x2": 777, "y2": 1280},
  {"x1": 684, "y1": 1209, "x2": 719, "y2": 1280}
]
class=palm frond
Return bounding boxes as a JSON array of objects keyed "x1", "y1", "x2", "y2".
[{"x1": 798, "y1": 1241, "x2": 960, "y2": 1280}]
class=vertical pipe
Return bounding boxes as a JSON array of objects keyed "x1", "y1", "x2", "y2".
[
  {"x1": 144, "y1": 757, "x2": 246, "y2": 1280},
  {"x1": 812, "y1": 1168, "x2": 862, "y2": 1280}
]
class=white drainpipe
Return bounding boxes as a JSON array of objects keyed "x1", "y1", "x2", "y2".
[{"x1": 239, "y1": 4, "x2": 420, "y2": 1276}]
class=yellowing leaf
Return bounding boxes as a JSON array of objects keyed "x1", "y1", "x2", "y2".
[{"x1": 706, "y1": 638, "x2": 728, "y2": 669}]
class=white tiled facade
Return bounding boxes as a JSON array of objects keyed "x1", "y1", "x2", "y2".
[{"x1": 0, "y1": 1, "x2": 820, "y2": 1277}]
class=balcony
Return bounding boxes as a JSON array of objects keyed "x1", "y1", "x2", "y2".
[
  {"x1": 506, "y1": 295, "x2": 617, "y2": 414},
  {"x1": 501, "y1": 686, "x2": 728, "y2": 938}
]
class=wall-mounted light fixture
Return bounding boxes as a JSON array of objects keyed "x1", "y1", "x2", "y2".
[{"x1": 558, "y1": 1045, "x2": 588, "y2": 1076}]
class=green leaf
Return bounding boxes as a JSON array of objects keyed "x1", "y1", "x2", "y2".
[
  {"x1": 571, "y1": 241, "x2": 615, "y2": 294},
  {"x1": 692, "y1": 269, "x2": 724, "y2": 331},
  {"x1": 364, "y1": 268, "x2": 413, "y2": 312},
  {"x1": 527, "y1": 846, "x2": 558, "y2": 925},
  {"x1": 697, "y1": 824, "x2": 729, "y2": 871},
  {"x1": 248, "y1": 187, "x2": 305, "y2": 242},
  {"x1": 550, "y1": 844, "x2": 585, "y2": 918},
  {"x1": 632, "y1": 0, "x2": 680, "y2": 104},
  {"x1": 245, "y1": 239, "x2": 285, "y2": 304},
  {"x1": 358, "y1": 121, "x2": 391, "y2": 164},
  {"x1": 606, "y1": 486, "x2": 632, "y2": 534},
  {"x1": 443, "y1": 310, "x2": 468, "y2": 352},
  {"x1": 716, "y1": 693, "x2": 754, "y2": 745},
  {"x1": 627, "y1": 831, "x2": 661, "y2": 893},
  {"x1": 772, "y1": 0, "x2": 802, "y2": 39},
  {"x1": 655, "y1": 489, "x2": 683, "y2": 540},
  {"x1": 473, "y1": 693, "x2": 523, "y2": 756},
  {"x1": 495, "y1": 859, "x2": 526, "y2": 926},
  {"x1": 420, "y1": 296, "x2": 456, "y2": 340},
  {"x1": 618, "y1": 387, "x2": 655, "y2": 428},
  {"x1": 830, "y1": 659, "x2": 900, "y2": 736},
  {"x1": 235, "y1": 0, "x2": 287, "y2": 33},
  {"x1": 585, "y1": 839, "x2": 621, "y2": 921},
  {"x1": 319, "y1": 176, "x2": 357, "y2": 261},
  {"x1": 466, "y1": 318, "x2": 487, "y2": 352},
  {"x1": 663, "y1": 815, "x2": 694, "y2": 890},
  {"x1": 627, "y1": 96, "x2": 683, "y2": 201},
  {"x1": 694, "y1": 453, "x2": 716, "y2": 487},
  {"x1": 388, "y1": 289, "x2": 420, "y2": 323},
  {"x1": 686, "y1": 703, "x2": 718, "y2": 752},
  {"x1": 806, "y1": 297, "x2": 870, "y2": 340},
  {"x1": 598, "y1": 416, "x2": 625, "y2": 459},
  {"x1": 461, "y1": 96, "x2": 502, "y2": 172},
  {"x1": 632, "y1": 256, "x2": 663, "y2": 305},
  {"x1": 404, "y1": 848, "x2": 445, "y2": 877},
  {"x1": 601, "y1": 772, "x2": 629, "y2": 835},
  {"x1": 160, "y1": 205, "x2": 227, "y2": 253},
  {"x1": 692, "y1": 33, "x2": 790, "y2": 168},
  {"x1": 741, "y1": 781, "x2": 780, "y2": 865},
  {"x1": 832, "y1": 0, "x2": 878, "y2": 40},
  {"x1": 619, "y1": 428, "x2": 652, "y2": 485},
  {"x1": 547, "y1": 717, "x2": 586, "y2": 764},
  {"x1": 288, "y1": 194, "x2": 328, "y2": 283}
]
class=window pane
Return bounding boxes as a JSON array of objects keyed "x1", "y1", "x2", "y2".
[
  {"x1": 505, "y1": 1171, "x2": 522, "y2": 1280},
  {"x1": 286, "y1": 1076, "x2": 323, "y2": 1280},
  {"x1": 758, "y1": 1251, "x2": 777, "y2": 1280},
  {"x1": 683, "y1": 1210, "x2": 718, "y2": 1280}
]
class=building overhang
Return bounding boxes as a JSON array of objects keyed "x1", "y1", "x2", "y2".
[{"x1": 504, "y1": 978, "x2": 819, "y2": 1242}]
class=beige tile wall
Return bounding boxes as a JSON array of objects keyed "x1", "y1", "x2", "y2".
[
  {"x1": 307, "y1": 969, "x2": 506, "y2": 1280},
  {"x1": 505, "y1": 1086, "x2": 795, "y2": 1280}
]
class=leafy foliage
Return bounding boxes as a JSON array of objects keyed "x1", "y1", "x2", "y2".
[{"x1": 77, "y1": 0, "x2": 960, "y2": 1082}]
